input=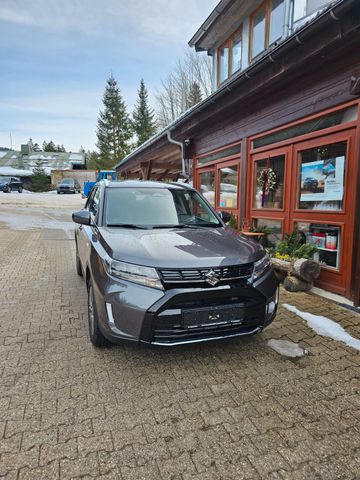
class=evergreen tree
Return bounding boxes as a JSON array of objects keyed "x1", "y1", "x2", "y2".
[
  {"x1": 42, "y1": 140, "x2": 56, "y2": 152},
  {"x1": 132, "y1": 79, "x2": 157, "y2": 147},
  {"x1": 96, "y1": 75, "x2": 132, "y2": 169},
  {"x1": 31, "y1": 159, "x2": 50, "y2": 192},
  {"x1": 86, "y1": 150, "x2": 101, "y2": 170},
  {"x1": 187, "y1": 82, "x2": 202, "y2": 109}
]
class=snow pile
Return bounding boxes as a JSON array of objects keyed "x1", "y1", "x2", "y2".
[
  {"x1": 0, "y1": 152, "x2": 7, "y2": 158},
  {"x1": 283, "y1": 304, "x2": 360, "y2": 351},
  {"x1": 0, "y1": 167, "x2": 33, "y2": 176},
  {"x1": 69, "y1": 153, "x2": 83, "y2": 162},
  {"x1": 267, "y1": 339, "x2": 308, "y2": 357}
]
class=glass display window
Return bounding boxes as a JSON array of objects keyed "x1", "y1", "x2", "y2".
[
  {"x1": 297, "y1": 222, "x2": 341, "y2": 270},
  {"x1": 256, "y1": 218, "x2": 283, "y2": 247},
  {"x1": 219, "y1": 166, "x2": 238, "y2": 209},
  {"x1": 253, "y1": 154, "x2": 285, "y2": 209},
  {"x1": 199, "y1": 171, "x2": 215, "y2": 206},
  {"x1": 297, "y1": 141, "x2": 346, "y2": 211}
]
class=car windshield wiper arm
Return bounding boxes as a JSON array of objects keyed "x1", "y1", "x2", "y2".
[
  {"x1": 150, "y1": 223, "x2": 221, "y2": 229},
  {"x1": 106, "y1": 223, "x2": 150, "y2": 229}
]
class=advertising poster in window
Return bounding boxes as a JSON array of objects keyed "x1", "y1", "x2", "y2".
[{"x1": 300, "y1": 156, "x2": 345, "y2": 202}]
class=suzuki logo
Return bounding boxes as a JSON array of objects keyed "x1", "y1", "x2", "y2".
[{"x1": 205, "y1": 269, "x2": 220, "y2": 286}]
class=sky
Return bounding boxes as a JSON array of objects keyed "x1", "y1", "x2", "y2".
[{"x1": 0, "y1": 0, "x2": 218, "y2": 152}]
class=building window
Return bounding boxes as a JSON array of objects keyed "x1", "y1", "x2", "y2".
[
  {"x1": 298, "y1": 141, "x2": 347, "y2": 212},
  {"x1": 270, "y1": 0, "x2": 285, "y2": 44},
  {"x1": 252, "y1": 105, "x2": 357, "y2": 149},
  {"x1": 218, "y1": 43, "x2": 230, "y2": 84},
  {"x1": 231, "y1": 30, "x2": 242, "y2": 74},
  {"x1": 292, "y1": 0, "x2": 331, "y2": 24},
  {"x1": 253, "y1": 154, "x2": 285, "y2": 209},
  {"x1": 251, "y1": 3, "x2": 267, "y2": 59},
  {"x1": 250, "y1": 0, "x2": 286, "y2": 60},
  {"x1": 199, "y1": 171, "x2": 215, "y2": 206},
  {"x1": 217, "y1": 29, "x2": 243, "y2": 85},
  {"x1": 255, "y1": 218, "x2": 283, "y2": 246},
  {"x1": 219, "y1": 166, "x2": 238, "y2": 208},
  {"x1": 297, "y1": 223, "x2": 341, "y2": 270}
]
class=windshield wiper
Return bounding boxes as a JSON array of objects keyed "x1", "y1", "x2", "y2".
[
  {"x1": 151, "y1": 223, "x2": 220, "y2": 229},
  {"x1": 106, "y1": 224, "x2": 150, "y2": 229}
]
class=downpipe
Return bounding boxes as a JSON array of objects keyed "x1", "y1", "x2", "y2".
[{"x1": 166, "y1": 130, "x2": 189, "y2": 180}]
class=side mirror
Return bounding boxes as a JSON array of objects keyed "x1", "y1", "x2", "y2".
[
  {"x1": 219, "y1": 211, "x2": 232, "y2": 224},
  {"x1": 72, "y1": 210, "x2": 91, "y2": 225}
]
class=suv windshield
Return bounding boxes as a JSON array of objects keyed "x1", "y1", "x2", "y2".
[
  {"x1": 0, "y1": 177, "x2": 11, "y2": 182},
  {"x1": 105, "y1": 187, "x2": 221, "y2": 228},
  {"x1": 61, "y1": 179, "x2": 74, "y2": 184}
]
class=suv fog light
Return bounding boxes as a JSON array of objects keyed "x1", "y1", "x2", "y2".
[{"x1": 266, "y1": 287, "x2": 279, "y2": 316}]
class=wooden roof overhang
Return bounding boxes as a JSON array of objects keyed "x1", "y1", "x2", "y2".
[{"x1": 115, "y1": 0, "x2": 360, "y2": 180}]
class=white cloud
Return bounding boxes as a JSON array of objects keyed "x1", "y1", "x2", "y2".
[{"x1": 0, "y1": 0, "x2": 218, "y2": 43}]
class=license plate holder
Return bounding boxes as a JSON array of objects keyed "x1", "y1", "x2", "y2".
[{"x1": 182, "y1": 303, "x2": 246, "y2": 328}]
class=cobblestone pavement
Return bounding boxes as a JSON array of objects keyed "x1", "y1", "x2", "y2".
[{"x1": 0, "y1": 196, "x2": 360, "y2": 479}]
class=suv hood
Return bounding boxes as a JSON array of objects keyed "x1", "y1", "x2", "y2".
[{"x1": 99, "y1": 226, "x2": 263, "y2": 268}]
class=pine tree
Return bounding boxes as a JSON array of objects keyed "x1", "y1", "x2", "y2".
[
  {"x1": 187, "y1": 82, "x2": 202, "y2": 109},
  {"x1": 42, "y1": 140, "x2": 56, "y2": 152},
  {"x1": 96, "y1": 76, "x2": 132, "y2": 169},
  {"x1": 31, "y1": 159, "x2": 50, "y2": 191},
  {"x1": 132, "y1": 79, "x2": 157, "y2": 147}
]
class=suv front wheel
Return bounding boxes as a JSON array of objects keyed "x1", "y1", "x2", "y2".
[{"x1": 87, "y1": 278, "x2": 110, "y2": 348}]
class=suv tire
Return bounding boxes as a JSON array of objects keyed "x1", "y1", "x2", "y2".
[
  {"x1": 87, "y1": 278, "x2": 110, "y2": 348},
  {"x1": 75, "y1": 244, "x2": 83, "y2": 277},
  {"x1": 18, "y1": 186, "x2": 23, "y2": 193},
  {"x1": 6, "y1": 186, "x2": 11, "y2": 193}
]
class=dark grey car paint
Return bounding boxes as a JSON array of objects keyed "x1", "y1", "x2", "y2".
[{"x1": 74, "y1": 180, "x2": 278, "y2": 346}]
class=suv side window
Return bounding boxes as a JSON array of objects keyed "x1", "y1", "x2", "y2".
[{"x1": 86, "y1": 187, "x2": 100, "y2": 219}]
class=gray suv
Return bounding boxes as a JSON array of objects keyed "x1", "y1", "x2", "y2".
[{"x1": 72, "y1": 180, "x2": 279, "y2": 347}]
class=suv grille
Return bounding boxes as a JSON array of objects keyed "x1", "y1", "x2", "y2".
[{"x1": 159, "y1": 264, "x2": 253, "y2": 287}]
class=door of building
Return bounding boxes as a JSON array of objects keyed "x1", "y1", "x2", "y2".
[
  {"x1": 248, "y1": 130, "x2": 357, "y2": 297},
  {"x1": 197, "y1": 158, "x2": 241, "y2": 223}
]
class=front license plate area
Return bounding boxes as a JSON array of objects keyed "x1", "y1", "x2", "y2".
[{"x1": 183, "y1": 303, "x2": 246, "y2": 328}]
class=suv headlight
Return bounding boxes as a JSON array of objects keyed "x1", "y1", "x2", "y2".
[
  {"x1": 104, "y1": 257, "x2": 163, "y2": 290},
  {"x1": 253, "y1": 253, "x2": 271, "y2": 280}
]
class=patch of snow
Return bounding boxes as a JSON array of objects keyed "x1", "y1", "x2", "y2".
[
  {"x1": 283, "y1": 304, "x2": 360, "y2": 352},
  {"x1": 267, "y1": 339, "x2": 308, "y2": 357},
  {"x1": 69, "y1": 153, "x2": 83, "y2": 161},
  {"x1": 0, "y1": 167, "x2": 33, "y2": 176},
  {"x1": 29, "y1": 154, "x2": 57, "y2": 160},
  {"x1": 0, "y1": 152, "x2": 7, "y2": 158}
]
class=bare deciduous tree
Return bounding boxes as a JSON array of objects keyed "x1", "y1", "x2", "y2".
[{"x1": 155, "y1": 51, "x2": 212, "y2": 129}]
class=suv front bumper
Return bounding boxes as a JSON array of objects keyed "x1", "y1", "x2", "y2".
[{"x1": 92, "y1": 264, "x2": 279, "y2": 347}]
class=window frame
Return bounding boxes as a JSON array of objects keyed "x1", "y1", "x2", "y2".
[
  {"x1": 217, "y1": 26, "x2": 243, "y2": 86},
  {"x1": 249, "y1": 0, "x2": 285, "y2": 62}
]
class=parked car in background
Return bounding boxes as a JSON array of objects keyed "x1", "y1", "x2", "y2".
[
  {"x1": 72, "y1": 180, "x2": 279, "y2": 348},
  {"x1": 0, "y1": 176, "x2": 23, "y2": 193},
  {"x1": 57, "y1": 178, "x2": 81, "y2": 194}
]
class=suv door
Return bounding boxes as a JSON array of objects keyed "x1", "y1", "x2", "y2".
[{"x1": 77, "y1": 186, "x2": 100, "y2": 268}]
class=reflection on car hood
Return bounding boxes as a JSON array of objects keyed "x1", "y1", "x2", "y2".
[{"x1": 98, "y1": 226, "x2": 263, "y2": 268}]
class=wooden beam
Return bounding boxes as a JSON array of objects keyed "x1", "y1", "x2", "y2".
[
  {"x1": 140, "y1": 162, "x2": 152, "y2": 180},
  {"x1": 156, "y1": 170, "x2": 170, "y2": 181}
]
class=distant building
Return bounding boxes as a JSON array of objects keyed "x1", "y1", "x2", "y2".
[{"x1": 0, "y1": 144, "x2": 86, "y2": 177}]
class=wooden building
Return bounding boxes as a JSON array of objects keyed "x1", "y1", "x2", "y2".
[{"x1": 115, "y1": 0, "x2": 360, "y2": 304}]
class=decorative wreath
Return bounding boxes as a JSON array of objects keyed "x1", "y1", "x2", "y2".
[
  {"x1": 257, "y1": 168, "x2": 277, "y2": 193},
  {"x1": 257, "y1": 168, "x2": 278, "y2": 207}
]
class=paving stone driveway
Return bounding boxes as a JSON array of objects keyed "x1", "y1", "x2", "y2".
[{"x1": 0, "y1": 200, "x2": 359, "y2": 479}]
